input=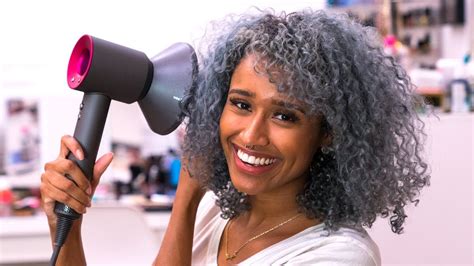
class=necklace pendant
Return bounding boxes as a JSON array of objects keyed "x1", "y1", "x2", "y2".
[{"x1": 226, "y1": 254, "x2": 236, "y2": 261}]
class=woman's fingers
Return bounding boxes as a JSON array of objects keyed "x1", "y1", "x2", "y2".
[
  {"x1": 41, "y1": 136, "x2": 113, "y2": 221},
  {"x1": 41, "y1": 171, "x2": 90, "y2": 214},
  {"x1": 42, "y1": 134, "x2": 113, "y2": 215},
  {"x1": 44, "y1": 158, "x2": 92, "y2": 196},
  {"x1": 59, "y1": 135, "x2": 84, "y2": 160},
  {"x1": 91, "y1": 152, "x2": 114, "y2": 193},
  {"x1": 48, "y1": 170, "x2": 91, "y2": 207}
]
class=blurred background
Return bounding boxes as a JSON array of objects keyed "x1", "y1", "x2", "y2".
[{"x1": 0, "y1": 0, "x2": 472, "y2": 265}]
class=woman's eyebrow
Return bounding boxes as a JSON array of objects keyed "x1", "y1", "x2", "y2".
[
  {"x1": 228, "y1": 88, "x2": 255, "y2": 97},
  {"x1": 229, "y1": 88, "x2": 306, "y2": 114},
  {"x1": 272, "y1": 99, "x2": 306, "y2": 114}
]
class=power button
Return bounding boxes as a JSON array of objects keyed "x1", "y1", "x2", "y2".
[{"x1": 78, "y1": 102, "x2": 84, "y2": 120}]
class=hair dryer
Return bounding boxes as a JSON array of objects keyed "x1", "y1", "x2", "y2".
[{"x1": 50, "y1": 35, "x2": 197, "y2": 265}]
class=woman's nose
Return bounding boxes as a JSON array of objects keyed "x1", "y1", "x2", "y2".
[{"x1": 240, "y1": 114, "x2": 270, "y2": 147}]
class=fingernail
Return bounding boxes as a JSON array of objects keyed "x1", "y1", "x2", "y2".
[
  {"x1": 86, "y1": 186, "x2": 92, "y2": 195},
  {"x1": 76, "y1": 149, "x2": 84, "y2": 160}
]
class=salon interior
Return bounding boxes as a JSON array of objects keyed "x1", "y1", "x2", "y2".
[{"x1": 0, "y1": 0, "x2": 472, "y2": 265}]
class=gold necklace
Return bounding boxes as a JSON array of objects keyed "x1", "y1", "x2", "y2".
[{"x1": 225, "y1": 213, "x2": 302, "y2": 261}]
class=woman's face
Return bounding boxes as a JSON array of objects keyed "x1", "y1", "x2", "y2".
[{"x1": 219, "y1": 54, "x2": 326, "y2": 197}]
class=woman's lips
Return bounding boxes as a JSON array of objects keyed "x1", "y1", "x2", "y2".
[{"x1": 232, "y1": 144, "x2": 279, "y2": 175}]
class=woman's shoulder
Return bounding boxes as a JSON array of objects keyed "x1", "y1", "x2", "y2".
[
  {"x1": 193, "y1": 191, "x2": 225, "y2": 240},
  {"x1": 196, "y1": 191, "x2": 220, "y2": 220},
  {"x1": 192, "y1": 191, "x2": 226, "y2": 265},
  {"x1": 243, "y1": 224, "x2": 381, "y2": 266},
  {"x1": 285, "y1": 225, "x2": 381, "y2": 265}
]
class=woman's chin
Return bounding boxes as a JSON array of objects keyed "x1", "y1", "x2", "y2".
[{"x1": 231, "y1": 179, "x2": 266, "y2": 196}]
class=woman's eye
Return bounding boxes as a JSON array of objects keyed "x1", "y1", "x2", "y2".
[
  {"x1": 275, "y1": 112, "x2": 299, "y2": 122},
  {"x1": 236, "y1": 102, "x2": 250, "y2": 110},
  {"x1": 230, "y1": 99, "x2": 251, "y2": 111}
]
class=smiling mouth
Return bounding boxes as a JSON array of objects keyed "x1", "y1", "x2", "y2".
[{"x1": 236, "y1": 148, "x2": 277, "y2": 167}]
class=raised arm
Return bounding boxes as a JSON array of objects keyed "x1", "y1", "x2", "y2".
[
  {"x1": 153, "y1": 163, "x2": 206, "y2": 266},
  {"x1": 40, "y1": 135, "x2": 113, "y2": 266}
]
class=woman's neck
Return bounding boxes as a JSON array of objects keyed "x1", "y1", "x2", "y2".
[
  {"x1": 241, "y1": 184, "x2": 303, "y2": 227},
  {"x1": 236, "y1": 170, "x2": 310, "y2": 226}
]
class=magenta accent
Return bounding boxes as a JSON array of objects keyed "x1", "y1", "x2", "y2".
[{"x1": 67, "y1": 35, "x2": 94, "y2": 89}]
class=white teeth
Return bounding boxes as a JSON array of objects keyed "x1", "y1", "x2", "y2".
[
  {"x1": 237, "y1": 149, "x2": 276, "y2": 166},
  {"x1": 248, "y1": 156, "x2": 256, "y2": 164}
]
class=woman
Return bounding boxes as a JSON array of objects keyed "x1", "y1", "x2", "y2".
[{"x1": 41, "y1": 9, "x2": 430, "y2": 265}]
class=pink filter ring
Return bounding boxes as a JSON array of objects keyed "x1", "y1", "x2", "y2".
[{"x1": 67, "y1": 35, "x2": 94, "y2": 89}]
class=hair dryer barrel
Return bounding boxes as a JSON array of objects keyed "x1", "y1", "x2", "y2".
[
  {"x1": 67, "y1": 35, "x2": 153, "y2": 103},
  {"x1": 67, "y1": 34, "x2": 198, "y2": 135}
]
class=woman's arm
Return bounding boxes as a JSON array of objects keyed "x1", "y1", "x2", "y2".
[
  {"x1": 47, "y1": 218, "x2": 86, "y2": 266},
  {"x1": 153, "y1": 165, "x2": 205, "y2": 265},
  {"x1": 40, "y1": 135, "x2": 113, "y2": 266}
]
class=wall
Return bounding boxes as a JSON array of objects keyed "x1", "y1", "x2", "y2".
[
  {"x1": 368, "y1": 114, "x2": 473, "y2": 266},
  {"x1": 0, "y1": 0, "x2": 326, "y2": 184}
]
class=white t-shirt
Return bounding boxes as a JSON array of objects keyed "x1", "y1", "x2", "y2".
[{"x1": 192, "y1": 192, "x2": 381, "y2": 265}]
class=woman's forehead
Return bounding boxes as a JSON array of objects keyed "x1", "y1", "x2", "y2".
[{"x1": 233, "y1": 54, "x2": 311, "y2": 108}]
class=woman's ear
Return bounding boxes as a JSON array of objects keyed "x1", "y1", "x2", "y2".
[
  {"x1": 321, "y1": 131, "x2": 333, "y2": 148},
  {"x1": 318, "y1": 116, "x2": 333, "y2": 148}
]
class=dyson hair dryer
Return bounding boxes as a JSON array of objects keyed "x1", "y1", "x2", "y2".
[{"x1": 50, "y1": 35, "x2": 197, "y2": 265}]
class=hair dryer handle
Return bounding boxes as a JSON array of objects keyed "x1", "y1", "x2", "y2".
[{"x1": 54, "y1": 93, "x2": 111, "y2": 219}]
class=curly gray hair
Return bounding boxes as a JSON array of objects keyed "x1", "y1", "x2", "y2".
[{"x1": 181, "y1": 9, "x2": 430, "y2": 234}]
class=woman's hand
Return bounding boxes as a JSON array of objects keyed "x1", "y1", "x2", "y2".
[{"x1": 40, "y1": 135, "x2": 113, "y2": 226}]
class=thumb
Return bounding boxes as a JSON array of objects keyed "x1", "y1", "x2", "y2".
[{"x1": 91, "y1": 152, "x2": 114, "y2": 192}]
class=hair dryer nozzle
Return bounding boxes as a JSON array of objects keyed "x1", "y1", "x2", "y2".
[{"x1": 139, "y1": 43, "x2": 198, "y2": 135}]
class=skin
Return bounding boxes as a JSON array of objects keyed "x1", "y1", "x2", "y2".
[
  {"x1": 220, "y1": 54, "x2": 325, "y2": 198},
  {"x1": 216, "y1": 54, "x2": 328, "y2": 264},
  {"x1": 40, "y1": 135, "x2": 113, "y2": 266},
  {"x1": 40, "y1": 54, "x2": 330, "y2": 265}
]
